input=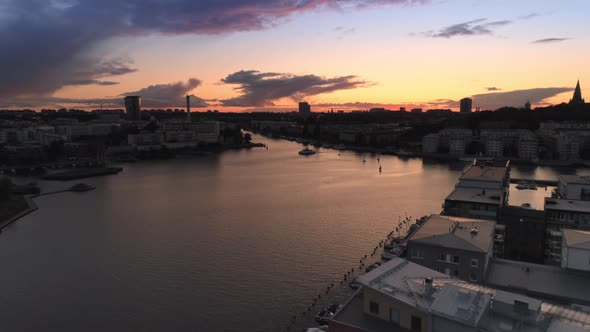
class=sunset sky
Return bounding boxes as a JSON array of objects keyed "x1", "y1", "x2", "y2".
[{"x1": 1, "y1": 0, "x2": 589, "y2": 111}]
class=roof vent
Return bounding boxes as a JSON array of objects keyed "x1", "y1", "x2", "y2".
[{"x1": 470, "y1": 228, "x2": 479, "y2": 235}]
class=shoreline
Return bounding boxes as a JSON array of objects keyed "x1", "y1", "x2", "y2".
[{"x1": 0, "y1": 196, "x2": 38, "y2": 230}]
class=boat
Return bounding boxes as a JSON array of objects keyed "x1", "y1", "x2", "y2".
[
  {"x1": 395, "y1": 150, "x2": 416, "y2": 157},
  {"x1": 349, "y1": 279, "x2": 361, "y2": 290},
  {"x1": 299, "y1": 147, "x2": 316, "y2": 156},
  {"x1": 315, "y1": 304, "x2": 342, "y2": 324},
  {"x1": 516, "y1": 181, "x2": 538, "y2": 190},
  {"x1": 365, "y1": 262, "x2": 381, "y2": 273}
]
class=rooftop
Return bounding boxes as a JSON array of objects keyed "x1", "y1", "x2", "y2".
[
  {"x1": 445, "y1": 187, "x2": 502, "y2": 205},
  {"x1": 485, "y1": 258, "x2": 590, "y2": 306},
  {"x1": 341, "y1": 258, "x2": 590, "y2": 331},
  {"x1": 459, "y1": 165, "x2": 509, "y2": 183},
  {"x1": 544, "y1": 198, "x2": 590, "y2": 213},
  {"x1": 563, "y1": 229, "x2": 590, "y2": 250},
  {"x1": 407, "y1": 214, "x2": 495, "y2": 253},
  {"x1": 559, "y1": 174, "x2": 590, "y2": 185}
]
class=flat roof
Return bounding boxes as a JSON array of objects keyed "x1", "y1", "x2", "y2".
[
  {"x1": 544, "y1": 198, "x2": 590, "y2": 213},
  {"x1": 445, "y1": 187, "x2": 502, "y2": 205},
  {"x1": 485, "y1": 258, "x2": 590, "y2": 306},
  {"x1": 559, "y1": 175, "x2": 590, "y2": 185},
  {"x1": 407, "y1": 214, "x2": 495, "y2": 253},
  {"x1": 563, "y1": 229, "x2": 590, "y2": 250},
  {"x1": 460, "y1": 165, "x2": 508, "y2": 183}
]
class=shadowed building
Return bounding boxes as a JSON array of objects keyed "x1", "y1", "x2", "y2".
[
  {"x1": 124, "y1": 96, "x2": 142, "y2": 121},
  {"x1": 299, "y1": 101, "x2": 311, "y2": 115},
  {"x1": 460, "y1": 98, "x2": 472, "y2": 113}
]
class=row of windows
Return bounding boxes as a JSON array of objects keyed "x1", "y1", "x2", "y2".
[{"x1": 436, "y1": 267, "x2": 478, "y2": 282}]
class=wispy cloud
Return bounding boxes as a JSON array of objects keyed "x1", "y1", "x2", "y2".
[
  {"x1": 485, "y1": 87, "x2": 501, "y2": 91},
  {"x1": 532, "y1": 38, "x2": 569, "y2": 44},
  {"x1": 220, "y1": 70, "x2": 371, "y2": 107},
  {"x1": 423, "y1": 18, "x2": 512, "y2": 38}
]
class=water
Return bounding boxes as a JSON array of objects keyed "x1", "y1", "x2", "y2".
[{"x1": 0, "y1": 135, "x2": 585, "y2": 331}]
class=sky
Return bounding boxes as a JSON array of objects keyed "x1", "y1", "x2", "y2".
[{"x1": 1, "y1": 0, "x2": 589, "y2": 111}]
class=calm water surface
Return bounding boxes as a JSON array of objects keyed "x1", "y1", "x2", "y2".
[{"x1": 0, "y1": 135, "x2": 585, "y2": 331}]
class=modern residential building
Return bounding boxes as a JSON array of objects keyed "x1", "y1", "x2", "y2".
[
  {"x1": 460, "y1": 98, "x2": 472, "y2": 113},
  {"x1": 330, "y1": 258, "x2": 590, "y2": 332},
  {"x1": 406, "y1": 214, "x2": 496, "y2": 283},
  {"x1": 518, "y1": 133, "x2": 539, "y2": 161},
  {"x1": 544, "y1": 197, "x2": 590, "y2": 231},
  {"x1": 443, "y1": 187, "x2": 503, "y2": 221},
  {"x1": 485, "y1": 139, "x2": 503, "y2": 159},
  {"x1": 561, "y1": 229, "x2": 590, "y2": 272},
  {"x1": 457, "y1": 161, "x2": 511, "y2": 192},
  {"x1": 124, "y1": 96, "x2": 142, "y2": 121},
  {"x1": 497, "y1": 206, "x2": 546, "y2": 264},
  {"x1": 557, "y1": 175, "x2": 590, "y2": 201}
]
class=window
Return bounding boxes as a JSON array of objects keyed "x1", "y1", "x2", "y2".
[
  {"x1": 471, "y1": 259, "x2": 479, "y2": 267},
  {"x1": 369, "y1": 301, "x2": 379, "y2": 315},
  {"x1": 412, "y1": 248, "x2": 424, "y2": 259},
  {"x1": 451, "y1": 255, "x2": 460, "y2": 264},
  {"x1": 470, "y1": 272, "x2": 478, "y2": 282},
  {"x1": 453, "y1": 269, "x2": 459, "y2": 277},
  {"x1": 411, "y1": 315, "x2": 422, "y2": 331},
  {"x1": 436, "y1": 266, "x2": 445, "y2": 273}
]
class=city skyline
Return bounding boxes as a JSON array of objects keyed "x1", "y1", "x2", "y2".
[{"x1": 1, "y1": 0, "x2": 589, "y2": 111}]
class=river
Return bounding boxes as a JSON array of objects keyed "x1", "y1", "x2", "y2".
[{"x1": 0, "y1": 134, "x2": 585, "y2": 331}]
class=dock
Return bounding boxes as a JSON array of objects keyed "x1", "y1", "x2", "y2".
[{"x1": 509, "y1": 178, "x2": 557, "y2": 187}]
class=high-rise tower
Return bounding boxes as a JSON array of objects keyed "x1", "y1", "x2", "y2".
[{"x1": 186, "y1": 95, "x2": 191, "y2": 122}]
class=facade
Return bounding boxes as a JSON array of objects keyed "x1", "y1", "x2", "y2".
[
  {"x1": 561, "y1": 229, "x2": 590, "y2": 272},
  {"x1": 544, "y1": 198, "x2": 590, "y2": 231},
  {"x1": 330, "y1": 258, "x2": 590, "y2": 332},
  {"x1": 460, "y1": 98, "x2": 472, "y2": 113},
  {"x1": 449, "y1": 138, "x2": 466, "y2": 156},
  {"x1": 484, "y1": 139, "x2": 503, "y2": 159},
  {"x1": 443, "y1": 187, "x2": 503, "y2": 221},
  {"x1": 557, "y1": 175, "x2": 590, "y2": 200},
  {"x1": 124, "y1": 96, "x2": 142, "y2": 121},
  {"x1": 498, "y1": 206, "x2": 546, "y2": 264},
  {"x1": 406, "y1": 215, "x2": 495, "y2": 283},
  {"x1": 422, "y1": 134, "x2": 439, "y2": 153},
  {"x1": 518, "y1": 133, "x2": 539, "y2": 161}
]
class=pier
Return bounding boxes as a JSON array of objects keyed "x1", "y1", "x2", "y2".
[{"x1": 509, "y1": 178, "x2": 557, "y2": 187}]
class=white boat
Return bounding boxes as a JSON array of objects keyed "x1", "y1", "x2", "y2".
[{"x1": 299, "y1": 147, "x2": 316, "y2": 156}]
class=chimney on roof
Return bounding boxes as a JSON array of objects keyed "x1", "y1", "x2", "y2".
[{"x1": 425, "y1": 277, "x2": 434, "y2": 297}]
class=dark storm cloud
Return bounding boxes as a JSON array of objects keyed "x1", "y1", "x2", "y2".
[
  {"x1": 532, "y1": 38, "x2": 569, "y2": 44},
  {"x1": 423, "y1": 18, "x2": 512, "y2": 38},
  {"x1": 220, "y1": 70, "x2": 370, "y2": 107},
  {"x1": 0, "y1": 0, "x2": 425, "y2": 99},
  {"x1": 471, "y1": 87, "x2": 572, "y2": 109}
]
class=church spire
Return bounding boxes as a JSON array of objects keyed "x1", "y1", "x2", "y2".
[{"x1": 570, "y1": 80, "x2": 585, "y2": 106}]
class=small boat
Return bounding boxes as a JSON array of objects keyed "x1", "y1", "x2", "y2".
[
  {"x1": 315, "y1": 304, "x2": 342, "y2": 324},
  {"x1": 516, "y1": 181, "x2": 538, "y2": 190},
  {"x1": 365, "y1": 262, "x2": 381, "y2": 273},
  {"x1": 349, "y1": 279, "x2": 361, "y2": 290},
  {"x1": 299, "y1": 147, "x2": 316, "y2": 156}
]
